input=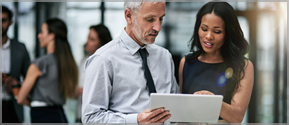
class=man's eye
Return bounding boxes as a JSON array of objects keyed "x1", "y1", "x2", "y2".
[
  {"x1": 2, "y1": 19, "x2": 8, "y2": 22},
  {"x1": 147, "y1": 18, "x2": 154, "y2": 22}
]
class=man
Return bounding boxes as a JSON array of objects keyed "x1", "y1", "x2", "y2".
[
  {"x1": 2, "y1": 5, "x2": 30, "y2": 123},
  {"x1": 82, "y1": 0, "x2": 180, "y2": 123}
]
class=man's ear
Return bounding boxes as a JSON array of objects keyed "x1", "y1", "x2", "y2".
[
  {"x1": 124, "y1": 8, "x2": 134, "y2": 25},
  {"x1": 9, "y1": 20, "x2": 13, "y2": 26}
]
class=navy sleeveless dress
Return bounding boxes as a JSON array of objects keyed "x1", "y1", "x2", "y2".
[{"x1": 182, "y1": 56, "x2": 236, "y2": 105}]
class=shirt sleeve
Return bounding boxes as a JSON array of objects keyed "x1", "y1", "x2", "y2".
[
  {"x1": 32, "y1": 56, "x2": 47, "y2": 75},
  {"x1": 81, "y1": 55, "x2": 139, "y2": 123},
  {"x1": 169, "y1": 53, "x2": 180, "y2": 94},
  {"x1": 78, "y1": 56, "x2": 88, "y2": 87}
]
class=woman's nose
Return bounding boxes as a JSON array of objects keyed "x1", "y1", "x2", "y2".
[{"x1": 205, "y1": 32, "x2": 214, "y2": 40}]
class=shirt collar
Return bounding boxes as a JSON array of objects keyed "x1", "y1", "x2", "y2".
[
  {"x1": 120, "y1": 28, "x2": 150, "y2": 56},
  {"x1": 2, "y1": 39, "x2": 10, "y2": 49}
]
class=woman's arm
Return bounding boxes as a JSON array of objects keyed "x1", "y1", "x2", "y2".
[
  {"x1": 194, "y1": 60, "x2": 254, "y2": 123},
  {"x1": 219, "y1": 60, "x2": 254, "y2": 123},
  {"x1": 17, "y1": 64, "x2": 42, "y2": 106},
  {"x1": 178, "y1": 57, "x2": 186, "y2": 93}
]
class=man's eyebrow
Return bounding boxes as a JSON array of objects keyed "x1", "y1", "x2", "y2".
[
  {"x1": 144, "y1": 14, "x2": 166, "y2": 18},
  {"x1": 145, "y1": 15, "x2": 156, "y2": 18}
]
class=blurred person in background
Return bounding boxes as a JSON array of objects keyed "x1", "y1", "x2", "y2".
[
  {"x1": 16, "y1": 18, "x2": 78, "y2": 123},
  {"x1": 75, "y1": 24, "x2": 112, "y2": 122},
  {"x1": 2, "y1": 5, "x2": 31, "y2": 123},
  {"x1": 178, "y1": 2, "x2": 254, "y2": 123}
]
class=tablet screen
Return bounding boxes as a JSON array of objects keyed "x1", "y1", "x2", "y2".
[{"x1": 150, "y1": 93, "x2": 223, "y2": 123}]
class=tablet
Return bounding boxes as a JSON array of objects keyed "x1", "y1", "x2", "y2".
[{"x1": 150, "y1": 93, "x2": 223, "y2": 123}]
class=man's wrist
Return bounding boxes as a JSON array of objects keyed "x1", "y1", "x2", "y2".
[
  {"x1": 124, "y1": 113, "x2": 138, "y2": 123},
  {"x1": 11, "y1": 83, "x2": 21, "y2": 88}
]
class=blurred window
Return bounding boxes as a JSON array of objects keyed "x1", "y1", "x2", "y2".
[
  {"x1": 66, "y1": 2, "x2": 101, "y2": 64},
  {"x1": 18, "y1": 2, "x2": 36, "y2": 61},
  {"x1": 104, "y1": 2, "x2": 126, "y2": 39}
]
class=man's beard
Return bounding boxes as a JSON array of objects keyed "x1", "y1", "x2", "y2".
[
  {"x1": 132, "y1": 17, "x2": 156, "y2": 45},
  {"x1": 2, "y1": 29, "x2": 8, "y2": 37}
]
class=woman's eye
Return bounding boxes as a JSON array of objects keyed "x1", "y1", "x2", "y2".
[{"x1": 214, "y1": 31, "x2": 221, "y2": 34}]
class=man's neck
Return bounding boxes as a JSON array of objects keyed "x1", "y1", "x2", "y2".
[
  {"x1": 125, "y1": 26, "x2": 145, "y2": 47},
  {"x1": 2, "y1": 35, "x2": 8, "y2": 46}
]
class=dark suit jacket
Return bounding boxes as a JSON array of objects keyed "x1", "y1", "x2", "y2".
[{"x1": 8, "y1": 39, "x2": 31, "y2": 122}]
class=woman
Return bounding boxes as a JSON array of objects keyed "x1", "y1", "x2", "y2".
[
  {"x1": 179, "y1": 2, "x2": 254, "y2": 123},
  {"x1": 75, "y1": 24, "x2": 112, "y2": 122},
  {"x1": 17, "y1": 18, "x2": 78, "y2": 123},
  {"x1": 85, "y1": 24, "x2": 112, "y2": 56}
]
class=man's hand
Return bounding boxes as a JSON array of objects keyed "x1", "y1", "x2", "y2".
[
  {"x1": 137, "y1": 108, "x2": 171, "y2": 123},
  {"x1": 3, "y1": 75, "x2": 19, "y2": 91},
  {"x1": 2, "y1": 73, "x2": 9, "y2": 84},
  {"x1": 194, "y1": 90, "x2": 214, "y2": 95}
]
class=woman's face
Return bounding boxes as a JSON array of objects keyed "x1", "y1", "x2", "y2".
[
  {"x1": 198, "y1": 12, "x2": 225, "y2": 54},
  {"x1": 38, "y1": 23, "x2": 53, "y2": 48},
  {"x1": 85, "y1": 28, "x2": 102, "y2": 55}
]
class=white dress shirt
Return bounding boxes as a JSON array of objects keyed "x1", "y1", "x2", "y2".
[
  {"x1": 78, "y1": 56, "x2": 89, "y2": 88},
  {"x1": 82, "y1": 29, "x2": 180, "y2": 123},
  {"x1": 2, "y1": 39, "x2": 12, "y2": 100}
]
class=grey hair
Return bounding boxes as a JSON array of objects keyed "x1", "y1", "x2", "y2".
[{"x1": 124, "y1": 0, "x2": 165, "y2": 14}]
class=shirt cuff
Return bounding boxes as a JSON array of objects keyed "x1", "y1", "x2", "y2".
[{"x1": 124, "y1": 113, "x2": 138, "y2": 123}]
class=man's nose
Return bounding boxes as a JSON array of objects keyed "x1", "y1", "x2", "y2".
[{"x1": 153, "y1": 20, "x2": 162, "y2": 32}]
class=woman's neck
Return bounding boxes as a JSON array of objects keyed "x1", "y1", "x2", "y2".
[
  {"x1": 46, "y1": 41, "x2": 55, "y2": 54},
  {"x1": 198, "y1": 52, "x2": 223, "y2": 63}
]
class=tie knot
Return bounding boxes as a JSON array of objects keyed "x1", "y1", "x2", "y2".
[{"x1": 139, "y1": 48, "x2": 147, "y2": 60}]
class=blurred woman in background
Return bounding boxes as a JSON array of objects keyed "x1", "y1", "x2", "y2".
[
  {"x1": 17, "y1": 18, "x2": 78, "y2": 123},
  {"x1": 75, "y1": 24, "x2": 112, "y2": 122}
]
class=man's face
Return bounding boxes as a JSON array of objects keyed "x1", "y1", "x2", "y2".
[
  {"x1": 2, "y1": 13, "x2": 12, "y2": 36},
  {"x1": 132, "y1": 2, "x2": 165, "y2": 45}
]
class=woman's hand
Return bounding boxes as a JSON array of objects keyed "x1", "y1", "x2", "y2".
[
  {"x1": 194, "y1": 90, "x2": 214, "y2": 95},
  {"x1": 73, "y1": 87, "x2": 83, "y2": 99}
]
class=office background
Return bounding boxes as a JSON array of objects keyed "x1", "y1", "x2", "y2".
[{"x1": 2, "y1": 1, "x2": 287, "y2": 123}]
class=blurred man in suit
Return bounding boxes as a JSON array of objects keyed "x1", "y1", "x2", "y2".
[{"x1": 2, "y1": 5, "x2": 30, "y2": 123}]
